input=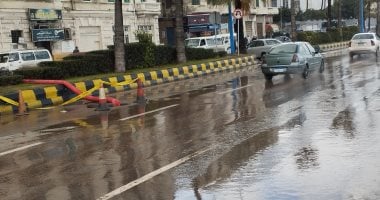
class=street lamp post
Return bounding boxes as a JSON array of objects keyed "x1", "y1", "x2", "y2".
[
  {"x1": 359, "y1": 0, "x2": 365, "y2": 33},
  {"x1": 228, "y1": 2, "x2": 236, "y2": 54}
]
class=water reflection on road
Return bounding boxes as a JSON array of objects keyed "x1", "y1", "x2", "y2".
[{"x1": 1, "y1": 52, "x2": 380, "y2": 200}]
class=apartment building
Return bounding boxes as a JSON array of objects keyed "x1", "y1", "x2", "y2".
[
  {"x1": 159, "y1": 0, "x2": 279, "y2": 45},
  {"x1": 0, "y1": 0, "x2": 161, "y2": 58}
]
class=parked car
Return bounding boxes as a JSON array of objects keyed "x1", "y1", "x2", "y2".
[
  {"x1": 0, "y1": 49, "x2": 53, "y2": 71},
  {"x1": 185, "y1": 34, "x2": 237, "y2": 54},
  {"x1": 261, "y1": 42, "x2": 324, "y2": 80},
  {"x1": 348, "y1": 32, "x2": 380, "y2": 59},
  {"x1": 246, "y1": 39, "x2": 282, "y2": 60},
  {"x1": 274, "y1": 36, "x2": 292, "y2": 42}
]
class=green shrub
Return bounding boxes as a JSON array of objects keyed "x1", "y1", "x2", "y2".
[
  {"x1": 297, "y1": 26, "x2": 359, "y2": 45},
  {"x1": 155, "y1": 45, "x2": 176, "y2": 65},
  {"x1": 185, "y1": 48, "x2": 218, "y2": 60},
  {"x1": 0, "y1": 74, "x2": 23, "y2": 86},
  {"x1": 14, "y1": 67, "x2": 66, "y2": 79}
]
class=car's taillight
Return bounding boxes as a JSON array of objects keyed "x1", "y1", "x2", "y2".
[
  {"x1": 371, "y1": 40, "x2": 375, "y2": 46},
  {"x1": 348, "y1": 41, "x2": 351, "y2": 47},
  {"x1": 291, "y1": 54, "x2": 299, "y2": 63}
]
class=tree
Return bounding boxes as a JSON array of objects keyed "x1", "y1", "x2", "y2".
[
  {"x1": 291, "y1": 0, "x2": 297, "y2": 40},
  {"x1": 327, "y1": 0, "x2": 332, "y2": 30},
  {"x1": 337, "y1": 0, "x2": 342, "y2": 28},
  {"x1": 377, "y1": 0, "x2": 380, "y2": 35},
  {"x1": 114, "y1": 0, "x2": 125, "y2": 72},
  {"x1": 175, "y1": 0, "x2": 187, "y2": 63}
]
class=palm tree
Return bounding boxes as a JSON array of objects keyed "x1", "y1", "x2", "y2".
[
  {"x1": 175, "y1": 0, "x2": 186, "y2": 63},
  {"x1": 377, "y1": 0, "x2": 380, "y2": 35},
  {"x1": 114, "y1": 0, "x2": 125, "y2": 72},
  {"x1": 337, "y1": 0, "x2": 342, "y2": 28},
  {"x1": 291, "y1": 0, "x2": 297, "y2": 40},
  {"x1": 327, "y1": 0, "x2": 332, "y2": 30}
]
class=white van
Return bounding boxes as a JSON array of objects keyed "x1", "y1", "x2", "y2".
[
  {"x1": 185, "y1": 36, "x2": 218, "y2": 50},
  {"x1": 0, "y1": 49, "x2": 53, "y2": 71},
  {"x1": 185, "y1": 34, "x2": 237, "y2": 54}
]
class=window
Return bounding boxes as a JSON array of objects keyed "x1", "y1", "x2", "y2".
[
  {"x1": 20, "y1": 52, "x2": 35, "y2": 61},
  {"x1": 271, "y1": 0, "x2": 278, "y2": 7},
  {"x1": 0, "y1": 54, "x2": 9, "y2": 63},
  {"x1": 11, "y1": 30, "x2": 22, "y2": 43},
  {"x1": 192, "y1": 0, "x2": 200, "y2": 5},
  {"x1": 305, "y1": 43, "x2": 316, "y2": 53},
  {"x1": 138, "y1": 25, "x2": 152, "y2": 32},
  {"x1": 8, "y1": 53, "x2": 19, "y2": 62},
  {"x1": 299, "y1": 44, "x2": 311, "y2": 55},
  {"x1": 352, "y1": 34, "x2": 374, "y2": 40},
  {"x1": 256, "y1": 0, "x2": 259, "y2": 7},
  {"x1": 35, "y1": 51, "x2": 50, "y2": 60},
  {"x1": 64, "y1": 28, "x2": 72, "y2": 40},
  {"x1": 200, "y1": 39, "x2": 206, "y2": 46},
  {"x1": 269, "y1": 44, "x2": 297, "y2": 54},
  {"x1": 251, "y1": 40, "x2": 264, "y2": 47}
]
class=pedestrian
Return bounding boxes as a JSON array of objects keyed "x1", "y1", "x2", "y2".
[{"x1": 73, "y1": 46, "x2": 79, "y2": 54}]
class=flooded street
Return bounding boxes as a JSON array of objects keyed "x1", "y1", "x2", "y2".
[{"x1": 1, "y1": 51, "x2": 380, "y2": 200}]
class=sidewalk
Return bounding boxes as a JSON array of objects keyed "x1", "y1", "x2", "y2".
[{"x1": 0, "y1": 55, "x2": 257, "y2": 115}]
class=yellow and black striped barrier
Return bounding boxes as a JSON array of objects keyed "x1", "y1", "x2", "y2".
[{"x1": 0, "y1": 56, "x2": 256, "y2": 115}]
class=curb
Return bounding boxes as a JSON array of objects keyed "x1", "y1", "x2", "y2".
[
  {"x1": 319, "y1": 41, "x2": 349, "y2": 52},
  {"x1": 0, "y1": 55, "x2": 256, "y2": 115}
]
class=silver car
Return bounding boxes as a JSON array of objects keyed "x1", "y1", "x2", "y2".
[
  {"x1": 261, "y1": 42, "x2": 324, "y2": 80},
  {"x1": 246, "y1": 39, "x2": 282, "y2": 59}
]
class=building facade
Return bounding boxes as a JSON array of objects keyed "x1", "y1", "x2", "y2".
[
  {"x1": 0, "y1": 0, "x2": 161, "y2": 59},
  {"x1": 159, "y1": 0, "x2": 279, "y2": 45}
]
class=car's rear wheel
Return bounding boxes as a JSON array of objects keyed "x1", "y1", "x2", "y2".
[
  {"x1": 319, "y1": 60, "x2": 325, "y2": 73},
  {"x1": 302, "y1": 65, "x2": 310, "y2": 79},
  {"x1": 264, "y1": 74, "x2": 273, "y2": 80}
]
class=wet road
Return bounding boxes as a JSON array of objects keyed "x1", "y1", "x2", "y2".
[{"x1": 1, "y1": 51, "x2": 380, "y2": 200}]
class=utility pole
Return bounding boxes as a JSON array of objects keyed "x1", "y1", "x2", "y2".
[{"x1": 228, "y1": 2, "x2": 236, "y2": 54}]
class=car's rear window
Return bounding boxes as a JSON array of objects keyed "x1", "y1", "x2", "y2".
[
  {"x1": 269, "y1": 44, "x2": 297, "y2": 54},
  {"x1": 352, "y1": 34, "x2": 374, "y2": 40}
]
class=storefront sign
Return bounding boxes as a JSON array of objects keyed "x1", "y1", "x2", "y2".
[
  {"x1": 32, "y1": 29, "x2": 64, "y2": 42},
  {"x1": 29, "y1": 9, "x2": 62, "y2": 21}
]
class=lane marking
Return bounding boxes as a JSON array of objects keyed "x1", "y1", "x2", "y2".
[
  {"x1": 0, "y1": 142, "x2": 44, "y2": 157},
  {"x1": 218, "y1": 84, "x2": 253, "y2": 95},
  {"x1": 97, "y1": 147, "x2": 212, "y2": 200},
  {"x1": 119, "y1": 104, "x2": 179, "y2": 121}
]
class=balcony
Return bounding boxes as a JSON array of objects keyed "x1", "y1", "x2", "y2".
[
  {"x1": 187, "y1": 5, "x2": 229, "y2": 15},
  {"x1": 135, "y1": 2, "x2": 161, "y2": 13},
  {"x1": 251, "y1": 7, "x2": 279, "y2": 15}
]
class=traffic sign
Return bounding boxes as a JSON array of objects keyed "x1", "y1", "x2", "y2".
[{"x1": 233, "y1": 9, "x2": 243, "y2": 19}]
